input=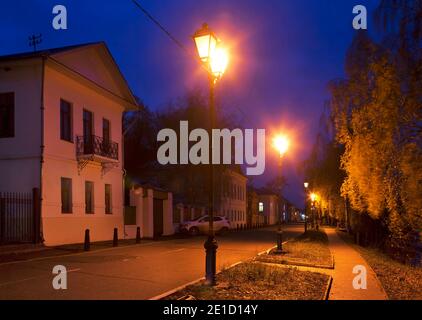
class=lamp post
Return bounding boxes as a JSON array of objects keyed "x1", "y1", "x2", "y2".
[
  {"x1": 310, "y1": 193, "x2": 318, "y2": 230},
  {"x1": 272, "y1": 135, "x2": 289, "y2": 254},
  {"x1": 193, "y1": 23, "x2": 228, "y2": 286},
  {"x1": 304, "y1": 182, "x2": 309, "y2": 233}
]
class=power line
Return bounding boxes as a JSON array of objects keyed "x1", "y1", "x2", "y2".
[
  {"x1": 131, "y1": 0, "x2": 191, "y2": 56},
  {"x1": 129, "y1": 0, "x2": 255, "y2": 127}
]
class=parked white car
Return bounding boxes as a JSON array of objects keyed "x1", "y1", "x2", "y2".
[{"x1": 180, "y1": 216, "x2": 231, "y2": 236}]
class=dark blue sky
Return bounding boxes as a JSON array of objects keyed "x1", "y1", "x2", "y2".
[{"x1": 0, "y1": 0, "x2": 379, "y2": 206}]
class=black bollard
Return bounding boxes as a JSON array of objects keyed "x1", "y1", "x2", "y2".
[
  {"x1": 113, "y1": 228, "x2": 118, "y2": 247},
  {"x1": 136, "y1": 226, "x2": 141, "y2": 244},
  {"x1": 84, "y1": 229, "x2": 90, "y2": 251}
]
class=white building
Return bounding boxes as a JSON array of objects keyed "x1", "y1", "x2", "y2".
[
  {"x1": 220, "y1": 169, "x2": 247, "y2": 229},
  {"x1": 128, "y1": 185, "x2": 174, "y2": 239},
  {"x1": 258, "y1": 193, "x2": 280, "y2": 225},
  {"x1": 0, "y1": 42, "x2": 137, "y2": 245}
]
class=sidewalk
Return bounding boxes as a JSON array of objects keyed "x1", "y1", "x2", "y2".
[{"x1": 324, "y1": 228, "x2": 387, "y2": 300}]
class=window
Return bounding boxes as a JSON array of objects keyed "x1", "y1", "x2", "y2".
[
  {"x1": 102, "y1": 118, "x2": 110, "y2": 143},
  {"x1": 259, "y1": 202, "x2": 264, "y2": 213},
  {"x1": 61, "y1": 178, "x2": 72, "y2": 213},
  {"x1": 85, "y1": 181, "x2": 94, "y2": 214},
  {"x1": 60, "y1": 99, "x2": 72, "y2": 142},
  {"x1": 83, "y1": 109, "x2": 93, "y2": 153},
  {"x1": 0, "y1": 92, "x2": 14, "y2": 138},
  {"x1": 105, "y1": 184, "x2": 112, "y2": 214}
]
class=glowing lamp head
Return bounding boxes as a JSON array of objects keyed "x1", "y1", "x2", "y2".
[
  {"x1": 273, "y1": 135, "x2": 290, "y2": 157},
  {"x1": 193, "y1": 23, "x2": 218, "y2": 64},
  {"x1": 304, "y1": 182, "x2": 309, "y2": 189},
  {"x1": 210, "y1": 46, "x2": 229, "y2": 79},
  {"x1": 310, "y1": 193, "x2": 318, "y2": 202}
]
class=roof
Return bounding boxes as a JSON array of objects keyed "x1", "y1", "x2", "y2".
[
  {"x1": 0, "y1": 42, "x2": 138, "y2": 109},
  {"x1": 0, "y1": 42, "x2": 101, "y2": 62}
]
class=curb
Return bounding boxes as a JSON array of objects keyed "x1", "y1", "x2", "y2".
[
  {"x1": 256, "y1": 258, "x2": 334, "y2": 270},
  {"x1": 324, "y1": 276, "x2": 333, "y2": 300}
]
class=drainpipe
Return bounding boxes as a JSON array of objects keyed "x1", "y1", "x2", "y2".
[
  {"x1": 122, "y1": 113, "x2": 126, "y2": 238},
  {"x1": 39, "y1": 56, "x2": 46, "y2": 243}
]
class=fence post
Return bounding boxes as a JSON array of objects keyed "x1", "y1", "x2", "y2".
[{"x1": 32, "y1": 188, "x2": 41, "y2": 244}]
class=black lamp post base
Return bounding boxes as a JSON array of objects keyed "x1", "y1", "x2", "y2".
[
  {"x1": 204, "y1": 235, "x2": 218, "y2": 286},
  {"x1": 274, "y1": 228, "x2": 283, "y2": 255}
]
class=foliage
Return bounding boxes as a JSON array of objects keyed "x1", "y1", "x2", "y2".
[{"x1": 328, "y1": 0, "x2": 422, "y2": 256}]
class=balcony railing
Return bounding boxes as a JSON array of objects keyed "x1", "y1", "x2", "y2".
[{"x1": 76, "y1": 135, "x2": 118, "y2": 161}]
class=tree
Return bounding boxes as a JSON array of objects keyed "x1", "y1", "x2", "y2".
[
  {"x1": 124, "y1": 89, "x2": 242, "y2": 211},
  {"x1": 328, "y1": 0, "x2": 422, "y2": 261}
]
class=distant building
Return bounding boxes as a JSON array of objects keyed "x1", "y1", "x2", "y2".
[
  {"x1": 220, "y1": 168, "x2": 247, "y2": 229},
  {"x1": 0, "y1": 42, "x2": 137, "y2": 245},
  {"x1": 247, "y1": 187, "x2": 264, "y2": 227},
  {"x1": 257, "y1": 190, "x2": 280, "y2": 225}
]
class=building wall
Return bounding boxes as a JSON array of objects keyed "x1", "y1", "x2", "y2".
[
  {"x1": 258, "y1": 194, "x2": 279, "y2": 225},
  {"x1": 0, "y1": 58, "x2": 42, "y2": 193},
  {"x1": 220, "y1": 170, "x2": 247, "y2": 228},
  {"x1": 41, "y1": 62, "x2": 125, "y2": 245},
  {"x1": 247, "y1": 190, "x2": 264, "y2": 226},
  {"x1": 129, "y1": 187, "x2": 174, "y2": 238}
]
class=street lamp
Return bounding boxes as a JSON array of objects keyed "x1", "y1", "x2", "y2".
[
  {"x1": 304, "y1": 182, "x2": 309, "y2": 232},
  {"x1": 272, "y1": 134, "x2": 289, "y2": 254},
  {"x1": 193, "y1": 23, "x2": 229, "y2": 286},
  {"x1": 310, "y1": 193, "x2": 318, "y2": 230}
]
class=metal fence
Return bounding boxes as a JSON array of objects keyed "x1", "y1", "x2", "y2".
[{"x1": 0, "y1": 189, "x2": 40, "y2": 244}]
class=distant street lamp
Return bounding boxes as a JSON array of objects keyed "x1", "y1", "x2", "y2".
[
  {"x1": 304, "y1": 182, "x2": 309, "y2": 232},
  {"x1": 310, "y1": 193, "x2": 318, "y2": 230},
  {"x1": 272, "y1": 134, "x2": 290, "y2": 254},
  {"x1": 193, "y1": 23, "x2": 229, "y2": 286}
]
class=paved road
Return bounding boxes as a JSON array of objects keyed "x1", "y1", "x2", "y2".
[{"x1": 0, "y1": 225, "x2": 303, "y2": 300}]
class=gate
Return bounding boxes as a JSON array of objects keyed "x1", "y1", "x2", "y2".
[
  {"x1": 0, "y1": 188, "x2": 41, "y2": 244},
  {"x1": 153, "y1": 198, "x2": 164, "y2": 239}
]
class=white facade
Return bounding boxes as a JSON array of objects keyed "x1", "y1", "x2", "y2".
[
  {"x1": 220, "y1": 169, "x2": 247, "y2": 229},
  {"x1": 128, "y1": 187, "x2": 174, "y2": 239},
  {"x1": 258, "y1": 194, "x2": 280, "y2": 225},
  {"x1": 0, "y1": 43, "x2": 137, "y2": 245}
]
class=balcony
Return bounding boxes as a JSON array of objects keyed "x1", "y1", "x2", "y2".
[{"x1": 76, "y1": 135, "x2": 119, "y2": 170}]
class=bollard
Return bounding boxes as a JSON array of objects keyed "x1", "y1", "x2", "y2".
[
  {"x1": 136, "y1": 226, "x2": 141, "y2": 244},
  {"x1": 113, "y1": 228, "x2": 118, "y2": 247},
  {"x1": 84, "y1": 229, "x2": 90, "y2": 251}
]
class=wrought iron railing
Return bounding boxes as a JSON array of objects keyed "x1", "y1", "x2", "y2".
[{"x1": 76, "y1": 135, "x2": 118, "y2": 161}]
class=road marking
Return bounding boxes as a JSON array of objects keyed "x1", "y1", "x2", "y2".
[
  {"x1": 162, "y1": 248, "x2": 186, "y2": 254},
  {"x1": 148, "y1": 242, "x2": 290, "y2": 300},
  {"x1": 0, "y1": 241, "x2": 161, "y2": 267},
  {"x1": 0, "y1": 268, "x2": 81, "y2": 287}
]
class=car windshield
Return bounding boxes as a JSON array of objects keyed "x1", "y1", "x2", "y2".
[{"x1": 193, "y1": 216, "x2": 207, "y2": 221}]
